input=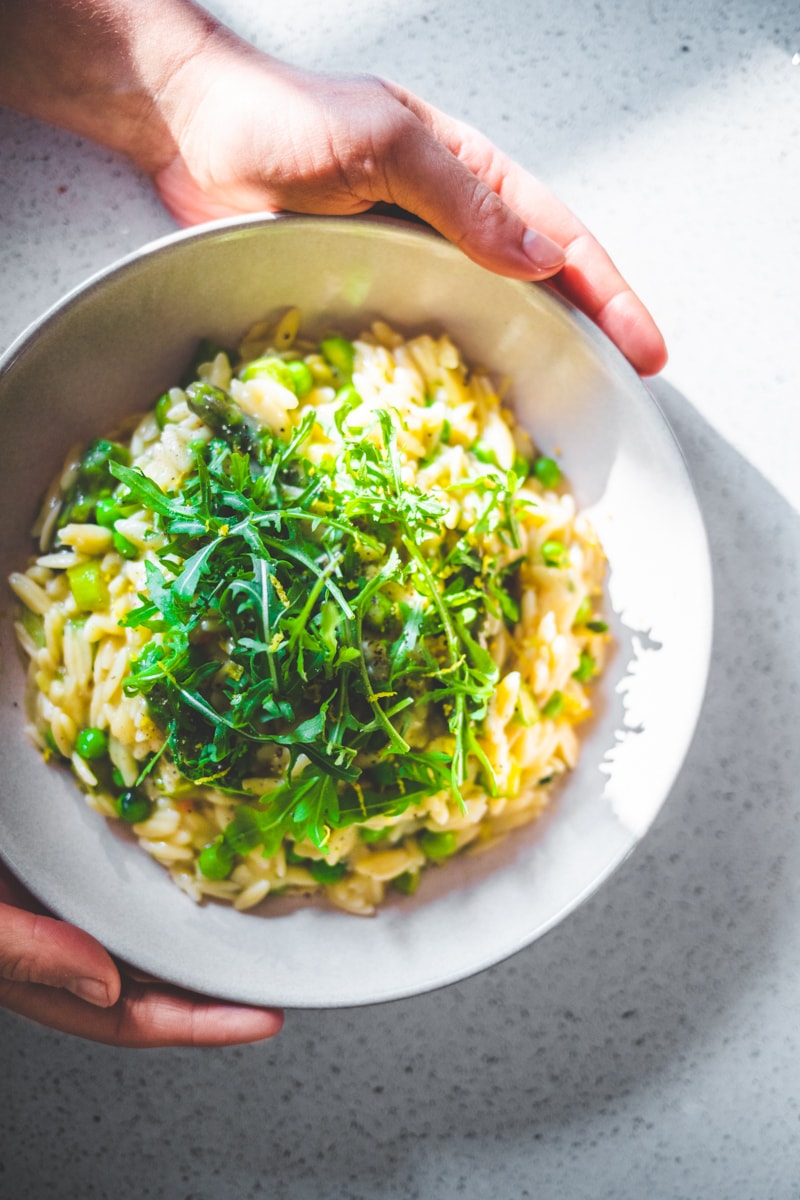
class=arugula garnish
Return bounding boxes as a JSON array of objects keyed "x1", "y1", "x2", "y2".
[{"x1": 111, "y1": 382, "x2": 522, "y2": 856}]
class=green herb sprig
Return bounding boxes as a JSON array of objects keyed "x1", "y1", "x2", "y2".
[{"x1": 112, "y1": 382, "x2": 524, "y2": 857}]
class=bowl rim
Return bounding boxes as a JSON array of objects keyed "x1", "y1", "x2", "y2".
[{"x1": 0, "y1": 212, "x2": 714, "y2": 1006}]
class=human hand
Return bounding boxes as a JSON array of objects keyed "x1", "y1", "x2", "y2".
[
  {"x1": 0, "y1": 0, "x2": 666, "y2": 373},
  {"x1": 0, "y1": 860, "x2": 283, "y2": 1047},
  {"x1": 151, "y1": 41, "x2": 667, "y2": 375}
]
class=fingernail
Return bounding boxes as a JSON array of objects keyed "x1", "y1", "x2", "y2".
[
  {"x1": 68, "y1": 977, "x2": 112, "y2": 1007},
  {"x1": 522, "y1": 228, "x2": 565, "y2": 272}
]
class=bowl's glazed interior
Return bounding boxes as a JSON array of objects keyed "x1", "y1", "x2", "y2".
[{"x1": 0, "y1": 214, "x2": 712, "y2": 1007}]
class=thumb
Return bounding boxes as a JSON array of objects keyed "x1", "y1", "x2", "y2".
[
  {"x1": 379, "y1": 97, "x2": 565, "y2": 280},
  {"x1": 0, "y1": 901, "x2": 120, "y2": 1007}
]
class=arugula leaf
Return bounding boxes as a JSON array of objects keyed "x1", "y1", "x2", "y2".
[
  {"x1": 116, "y1": 351, "x2": 529, "y2": 856},
  {"x1": 109, "y1": 460, "x2": 189, "y2": 519}
]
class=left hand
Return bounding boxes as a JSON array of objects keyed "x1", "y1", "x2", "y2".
[{"x1": 0, "y1": 860, "x2": 284, "y2": 1047}]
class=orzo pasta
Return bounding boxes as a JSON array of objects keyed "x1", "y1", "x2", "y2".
[{"x1": 10, "y1": 310, "x2": 609, "y2": 915}]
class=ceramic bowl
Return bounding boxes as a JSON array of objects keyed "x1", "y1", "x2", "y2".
[{"x1": 0, "y1": 214, "x2": 712, "y2": 1006}]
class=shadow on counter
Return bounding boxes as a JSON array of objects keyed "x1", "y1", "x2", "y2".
[{"x1": 4, "y1": 373, "x2": 800, "y2": 1199}]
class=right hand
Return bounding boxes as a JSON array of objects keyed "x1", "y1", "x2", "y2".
[{"x1": 151, "y1": 42, "x2": 667, "y2": 375}]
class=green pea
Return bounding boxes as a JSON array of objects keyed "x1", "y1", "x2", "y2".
[
  {"x1": 320, "y1": 336, "x2": 355, "y2": 375},
  {"x1": 572, "y1": 651, "x2": 596, "y2": 683},
  {"x1": 472, "y1": 440, "x2": 499, "y2": 467},
  {"x1": 420, "y1": 830, "x2": 458, "y2": 861},
  {"x1": 116, "y1": 789, "x2": 151, "y2": 824},
  {"x1": 284, "y1": 359, "x2": 314, "y2": 398},
  {"x1": 308, "y1": 860, "x2": 347, "y2": 884},
  {"x1": 239, "y1": 356, "x2": 296, "y2": 391},
  {"x1": 112, "y1": 530, "x2": 138, "y2": 560},
  {"x1": 360, "y1": 825, "x2": 391, "y2": 843},
  {"x1": 541, "y1": 691, "x2": 565, "y2": 719},
  {"x1": 393, "y1": 870, "x2": 421, "y2": 895},
  {"x1": 95, "y1": 497, "x2": 122, "y2": 529},
  {"x1": 75, "y1": 727, "x2": 109, "y2": 760},
  {"x1": 155, "y1": 393, "x2": 174, "y2": 428},
  {"x1": 534, "y1": 455, "x2": 563, "y2": 489},
  {"x1": 79, "y1": 440, "x2": 114, "y2": 478},
  {"x1": 512, "y1": 452, "x2": 531, "y2": 479},
  {"x1": 66, "y1": 495, "x2": 94, "y2": 523},
  {"x1": 80, "y1": 439, "x2": 130, "y2": 480},
  {"x1": 335, "y1": 383, "x2": 362, "y2": 407},
  {"x1": 198, "y1": 838, "x2": 234, "y2": 881},
  {"x1": 541, "y1": 539, "x2": 569, "y2": 568}
]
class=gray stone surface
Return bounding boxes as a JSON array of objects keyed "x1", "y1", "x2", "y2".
[{"x1": 2, "y1": 1, "x2": 799, "y2": 1197}]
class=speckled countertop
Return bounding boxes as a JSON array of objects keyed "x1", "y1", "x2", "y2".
[{"x1": 1, "y1": 2, "x2": 799, "y2": 1197}]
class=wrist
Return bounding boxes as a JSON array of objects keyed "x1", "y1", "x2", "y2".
[
  {"x1": 116, "y1": 1, "x2": 241, "y2": 175},
  {"x1": 0, "y1": 0, "x2": 226, "y2": 172}
]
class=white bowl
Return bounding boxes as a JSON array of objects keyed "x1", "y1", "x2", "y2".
[{"x1": 0, "y1": 214, "x2": 712, "y2": 1007}]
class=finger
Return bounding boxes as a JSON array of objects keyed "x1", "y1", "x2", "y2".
[
  {"x1": 0, "y1": 901, "x2": 120, "y2": 1006},
  {"x1": 493, "y1": 166, "x2": 668, "y2": 374},
  {"x1": 372, "y1": 110, "x2": 565, "y2": 281},
  {"x1": 549, "y1": 234, "x2": 668, "y2": 375},
  {"x1": 108, "y1": 982, "x2": 285, "y2": 1048},
  {"x1": 0, "y1": 976, "x2": 284, "y2": 1047},
  {"x1": 390, "y1": 86, "x2": 667, "y2": 374}
]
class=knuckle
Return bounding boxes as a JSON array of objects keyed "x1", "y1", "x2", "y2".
[
  {"x1": 334, "y1": 87, "x2": 414, "y2": 194},
  {"x1": 452, "y1": 181, "x2": 519, "y2": 258},
  {"x1": 0, "y1": 952, "x2": 35, "y2": 985},
  {"x1": 468, "y1": 183, "x2": 509, "y2": 230}
]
